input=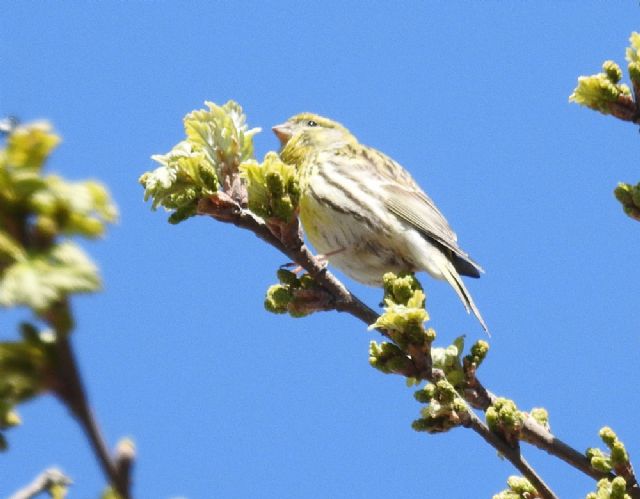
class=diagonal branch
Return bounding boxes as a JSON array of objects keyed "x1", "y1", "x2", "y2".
[
  {"x1": 520, "y1": 416, "x2": 614, "y2": 483},
  {"x1": 198, "y1": 195, "x2": 378, "y2": 326},
  {"x1": 52, "y1": 334, "x2": 131, "y2": 499},
  {"x1": 198, "y1": 194, "x2": 640, "y2": 498},
  {"x1": 462, "y1": 409, "x2": 557, "y2": 499},
  {"x1": 197, "y1": 197, "x2": 579, "y2": 490}
]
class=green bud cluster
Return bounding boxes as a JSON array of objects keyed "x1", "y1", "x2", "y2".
[
  {"x1": 48, "y1": 475, "x2": 73, "y2": 499},
  {"x1": 102, "y1": 486, "x2": 124, "y2": 499},
  {"x1": 0, "y1": 121, "x2": 116, "y2": 448},
  {"x1": 412, "y1": 380, "x2": 467, "y2": 433},
  {"x1": 626, "y1": 33, "x2": 640, "y2": 64},
  {"x1": 486, "y1": 398, "x2": 524, "y2": 437},
  {"x1": 431, "y1": 336, "x2": 466, "y2": 387},
  {"x1": 572, "y1": 33, "x2": 640, "y2": 223},
  {"x1": 240, "y1": 152, "x2": 300, "y2": 222},
  {"x1": 140, "y1": 100, "x2": 260, "y2": 223},
  {"x1": 628, "y1": 62, "x2": 640, "y2": 89},
  {"x1": 4, "y1": 121, "x2": 60, "y2": 169},
  {"x1": 369, "y1": 341, "x2": 412, "y2": 374},
  {"x1": 602, "y1": 427, "x2": 630, "y2": 469},
  {"x1": 586, "y1": 477, "x2": 630, "y2": 499},
  {"x1": 0, "y1": 123, "x2": 116, "y2": 240},
  {"x1": 264, "y1": 283, "x2": 293, "y2": 314},
  {"x1": 369, "y1": 272, "x2": 431, "y2": 349},
  {"x1": 528, "y1": 407, "x2": 550, "y2": 430},
  {"x1": 0, "y1": 122, "x2": 114, "y2": 312},
  {"x1": 626, "y1": 32, "x2": 640, "y2": 90},
  {"x1": 428, "y1": 337, "x2": 491, "y2": 389},
  {"x1": 603, "y1": 61, "x2": 623, "y2": 84},
  {"x1": 0, "y1": 402, "x2": 20, "y2": 450},
  {"x1": 570, "y1": 32, "x2": 640, "y2": 116},
  {"x1": 410, "y1": 336, "x2": 495, "y2": 435},
  {"x1": 465, "y1": 340, "x2": 489, "y2": 367},
  {"x1": 587, "y1": 447, "x2": 614, "y2": 473},
  {"x1": 381, "y1": 271, "x2": 423, "y2": 306},
  {"x1": 264, "y1": 269, "x2": 326, "y2": 318},
  {"x1": 492, "y1": 476, "x2": 538, "y2": 499},
  {"x1": 0, "y1": 322, "x2": 57, "y2": 450},
  {"x1": 586, "y1": 427, "x2": 631, "y2": 475},
  {"x1": 569, "y1": 68, "x2": 631, "y2": 114},
  {"x1": 614, "y1": 182, "x2": 640, "y2": 221},
  {"x1": 368, "y1": 273, "x2": 497, "y2": 436}
]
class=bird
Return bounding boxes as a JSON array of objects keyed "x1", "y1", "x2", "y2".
[{"x1": 272, "y1": 113, "x2": 488, "y2": 332}]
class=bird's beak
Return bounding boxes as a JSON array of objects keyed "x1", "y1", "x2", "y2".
[{"x1": 272, "y1": 122, "x2": 293, "y2": 145}]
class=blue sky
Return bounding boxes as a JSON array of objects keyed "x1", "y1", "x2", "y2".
[{"x1": 2, "y1": 2, "x2": 640, "y2": 498}]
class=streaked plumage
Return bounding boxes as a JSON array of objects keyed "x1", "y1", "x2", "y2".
[{"x1": 272, "y1": 113, "x2": 488, "y2": 332}]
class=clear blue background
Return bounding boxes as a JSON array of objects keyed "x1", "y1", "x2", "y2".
[{"x1": 2, "y1": 2, "x2": 639, "y2": 498}]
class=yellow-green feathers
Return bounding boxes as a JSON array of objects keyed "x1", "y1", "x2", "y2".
[
  {"x1": 275, "y1": 114, "x2": 355, "y2": 171},
  {"x1": 273, "y1": 112, "x2": 488, "y2": 332}
]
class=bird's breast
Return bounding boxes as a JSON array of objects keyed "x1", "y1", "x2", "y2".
[{"x1": 298, "y1": 157, "x2": 415, "y2": 285}]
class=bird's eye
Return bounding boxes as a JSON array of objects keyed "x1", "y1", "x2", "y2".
[{"x1": 307, "y1": 120, "x2": 318, "y2": 127}]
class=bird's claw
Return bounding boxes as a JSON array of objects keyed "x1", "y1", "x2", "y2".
[{"x1": 280, "y1": 254, "x2": 330, "y2": 275}]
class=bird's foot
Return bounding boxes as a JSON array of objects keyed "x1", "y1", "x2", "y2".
[{"x1": 280, "y1": 248, "x2": 345, "y2": 274}]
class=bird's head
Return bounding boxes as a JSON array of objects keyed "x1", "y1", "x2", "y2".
[{"x1": 272, "y1": 113, "x2": 355, "y2": 156}]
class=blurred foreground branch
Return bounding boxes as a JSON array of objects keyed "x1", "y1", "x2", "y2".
[
  {"x1": 9, "y1": 467, "x2": 72, "y2": 499},
  {"x1": 0, "y1": 122, "x2": 132, "y2": 497}
]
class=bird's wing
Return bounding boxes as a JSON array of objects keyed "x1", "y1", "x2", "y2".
[{"x1": 366, "y1": 149, "x2": 484, "y2": 274}]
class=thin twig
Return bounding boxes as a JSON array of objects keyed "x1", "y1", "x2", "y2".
[
  {"x1": 115, "y1": 439, "x2": 136, "y2": 495},
  {"x1": 463, "y1": 375, "x2": 639, "y2": 496},
  {"x1": 462, "y1": 409, "x2": 557, "y2": 499},
  {"x1": 519, "y1": 416, "x2": 610, "y2": 482},
  {"x1": 52, "y1": 335, "x2": 130, "y2": 498},
  {"x1": 609, "y1": 95, "x2": 639, "y2": 122}
]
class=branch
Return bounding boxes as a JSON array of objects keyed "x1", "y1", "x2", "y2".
[
  {"x1": 520, "y1": 416, "x2": 610, "y2": 482},
  {"x1": 198, "y1": 193, "x2": 635, "y2": 495},
  {"x1": 52, "y1": 334, "x2": 131, "y2": 498},
  {"x1": 9, "y1": 467, "x2": 72, "y2": 499},
  {"x1": 115, "y1": 438, "x2": 136, "y2": 495},
  {"x1": 463, "y1": 373, "x2": 639, "y2": 495},
  {"x1": 198, "y1": 195, "x2": 421, "y2": 355},
  {"x1": 462, "y1": 410, "x2": 557, "y2": 499},
  {"x1": 608, "y1": 95, "x2": 639, "y2": 123}
]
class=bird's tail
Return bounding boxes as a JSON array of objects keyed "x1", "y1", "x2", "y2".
[{"x1": 441, "y1": 261, "x2": 489, "y2": 335}]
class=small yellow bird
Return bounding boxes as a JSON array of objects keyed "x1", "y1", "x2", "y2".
[{"x1": 272, "y1": 113, "x2": 487, "y2": 332}]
